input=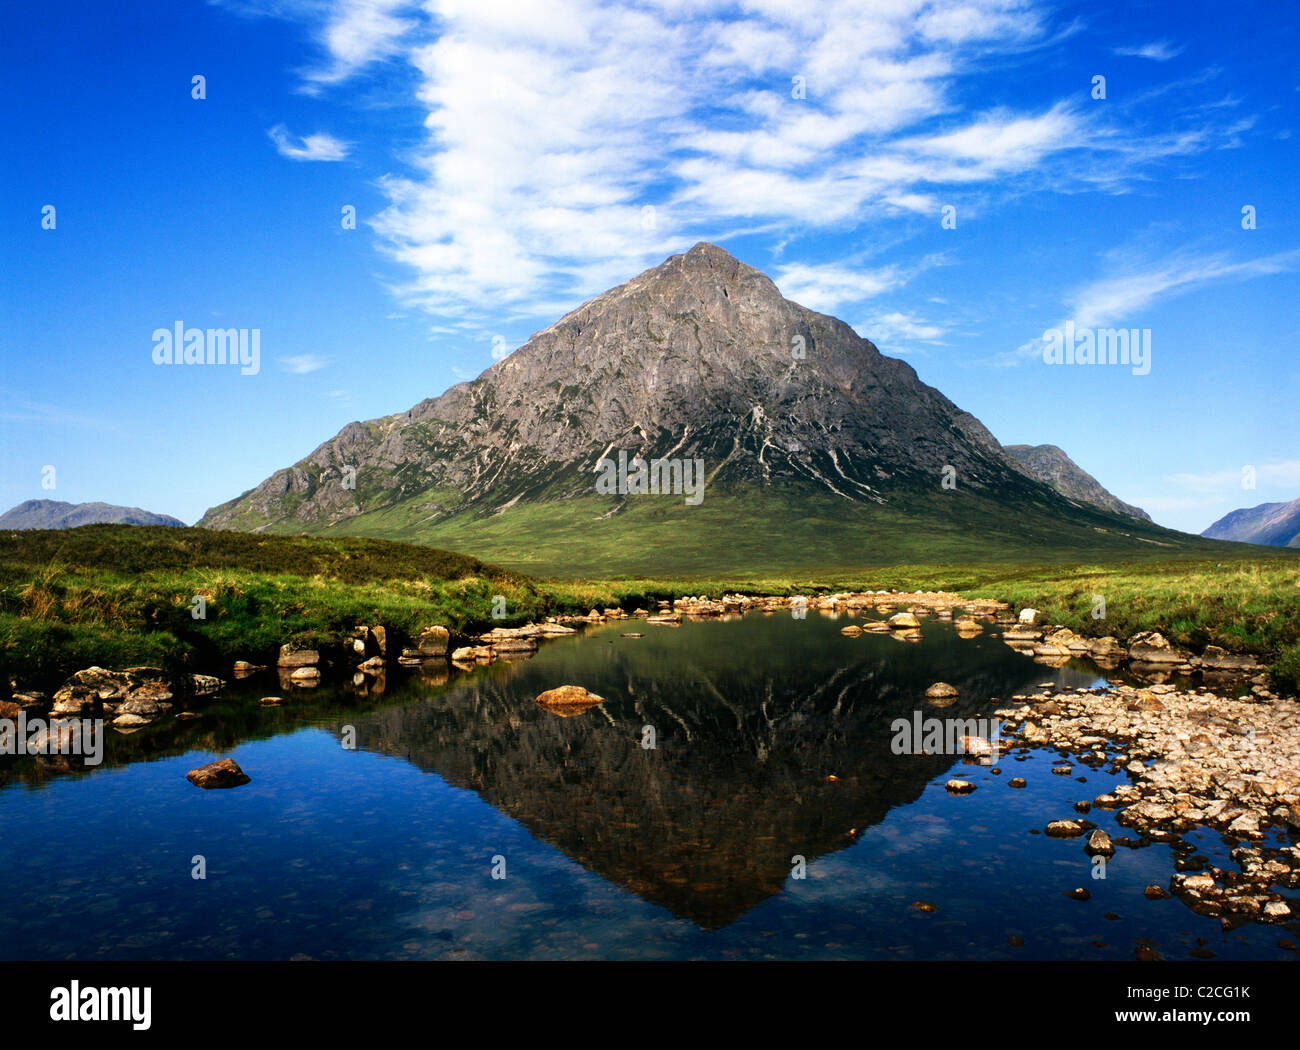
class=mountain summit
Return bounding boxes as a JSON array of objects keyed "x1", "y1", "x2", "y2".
[{"x1": 199, "y1": 243, "x2": 1194, "y2": 573}]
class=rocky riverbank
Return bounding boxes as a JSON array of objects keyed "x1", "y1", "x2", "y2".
[{"x1": 995, "y1": 680, "x2": 1300, "y2": 928}]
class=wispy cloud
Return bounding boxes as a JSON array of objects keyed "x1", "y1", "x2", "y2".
[
  {"x1": 267, "y1": 124, "x2": 351, "y2": 161},
  {"x1": 999, "y1": 245, "x2": 1300, "y2": 364},
  {"x1": 280, "y1": 354, "x2": 327, "y2": 374},
  {"x1": 0, "y1": 396, "x2": 114, "y2": 429},
  {"x1": 235, "y1": 1, "x2": 1263, "y2": 332},
  {"x1": 1165, "y1": 459, "x2": 1300, "y2": 493},
  {"x1": 856, "y1": 311, "x2": 948, "y2": 349},
  {"x1": 1114, "y1": 40, "x2": 1184, "y2": 61}
]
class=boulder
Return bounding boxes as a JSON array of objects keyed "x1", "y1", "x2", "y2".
[
  {"x1": 535, "y1": 685, "x2": 604, "y2": 717},
  {"x1": 186, "y1": 759, "x2": 250, "y2": 789},
  {"x1": 277, "y1": 643, "x2": 320, "y2": 668},
  {"x1": 1195, "y1": 645, "x2": 1260, "y2": 671},
  {"x1": 416, "y1": 626, "x2": 450, "y2": 657},
  {"x1": 1127, "y1": 630, "x2": 1190, "y2": 664},
  {"x1": 1045, "y1": 820, "x2": 1085, "y2": 838},
  {"x1": 888, "y1": 612, "x2": 920, "y2": 630},
  {"x1": 945, "y1": 779, "x2": 977, "y2": 794},
  {"x1": 839, "y1": 625, "x2": 862, "y2": 636},
  {"x1": 1085, "y1": 829, "x2": 1114, "y2": 856},
  {"x1": 1018, "y1": 608, "x2": 1038, "y2": 624}
]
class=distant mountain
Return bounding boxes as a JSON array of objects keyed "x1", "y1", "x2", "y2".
[
  {"x1": 199, "y1": 243, "x2": 1217, "y2": 574},
  {"x1": 1002, "y1": 444, "x2": 1151, "y2": 522},
  {"x1": 0, "y1": 500, "x2": 186, "y2": 530},
  {"x1": 1202, "y1": 497, "x2": 1300, "y2": 548}
]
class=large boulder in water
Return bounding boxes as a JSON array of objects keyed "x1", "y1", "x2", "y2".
[
  {"x1": 186, "y1": 758, "x2": 251, "y2": 789},
  {"x1": 535, "y1": 685, "x2": 604, "y2": 717}
]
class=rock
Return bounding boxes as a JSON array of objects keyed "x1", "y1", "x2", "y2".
[
  {"x1": 8, "y1": 691, "x2": 50, "y2": 715},
  {"x1": 1227, "y1": 813, "x2": 1261, "y2": 838},
  {"x1": 1127, "y1": 630, "x2": 1190, "y2": 664},
  {"x1": 945, "y1": 779, "x2": 977, "y2": 794},
  {"x1": 1196, "y1": 645, "x2": 1260, "y2": 671},
  {"x1": 112, "y1": 713, "x2": 151, "y2": 727},
  {"x1": 1008, "y1": 778, "x2": 1027, "y2": 788},
  {"x1": 186, "y1": 758, "x2": 250, "y2": 789},
  {"x1": 911, "y1": 901, "x2": 938, "y2": 912},
  {"x1": 1018, "y1": 608, "x2": 1038, "y2": 624},
  {"x1": 277, "y1": 643, "x2": 320, "y2": 668},
  {"x1": 1064, "y1": 888, "x2": 1091, "y2": 901},
  {"x1": 888, "y1": 612, "x2": 920, "y2": 630},
  {"x1": 289, "y1": 667, "x2": 320, "y2": 681},
  {"x1": 925, "y1": 682, "x2": 958, "y2": 701},
  {"x1": 190, "y1": 674, "x2": 224, "y2": 696},
  {"x1": 840, "y1": 625, "x2": 862, "y2": 636},
  {"x1": 1144, "y1": 885, "x2": 1171, "y2": 900},
  {"x1": 416, "y1": 626, "x2": 451, "y2": 657},
  {"x1": 1085, "y1": 829, "x2": 1114, "y2": 856},
  {"x1": 491, "y1": 637, "x2": 538, "y2": 654},
  {"x1": 258, "y1": 696, "x2": 283, "y2": 706},
  {"x1": 357, "y1": 656, "x2": 386, "y2": 674},
  {"x1": 535, "y1": 685, "x2": 604, "y2": 716},
  {"x1": 1264, "y1": 901, "x2": 1292, "y2": 919},
  {"x1": 232, "y1": 660, "x2": 265, "y2": 674},
  {"x1": 1045, "y1": 820, "x2": 1085, "y2": 837},
  {"x1": 1126, "y1": 690, "x2": 1164, "y2": 712},
  {"x1": 621, "y1": 632, "x2": 643, "y2": 638},
  {"x1": 1175, "y1": 874, "x2": 1216, "y2": 894}
]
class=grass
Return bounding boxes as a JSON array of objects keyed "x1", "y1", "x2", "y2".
[
  {"x1": 251, "y1": 483, "x2": 1248, "y2": 577},
  {"x1": 2, "y1": 525, "x2": 1298, "y2": 692}
]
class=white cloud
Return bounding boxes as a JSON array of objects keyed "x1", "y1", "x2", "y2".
[
  {"x1": 1114, "y1": 40, "x2": 1184, "y2": 61},
  {"x1": 244, "y1": 0, "x2": 1258, "y2": 328},
  {"x1": 1165, "y1": 460, "x2": 1300, "y2": 493},
  {"x1": 267, "y1": 124, "x2": 352, "y2": 161},
  {"x1": 280, "y1": 354, "x2": 328, "y2": 373},
  {"x1": 856, "y1": 310, "x2": 948, "y2": 346},
  {"x1": 999, "y1": 246, "x2": 1300, "y2": 364}
]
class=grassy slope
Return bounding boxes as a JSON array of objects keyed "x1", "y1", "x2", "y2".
[
  {"x1": 267, "y1": 484, "x2": 1244, "y2": 577},
  {"x1": 3, "y1": 525, "x2": 1298, "y2": 691}
]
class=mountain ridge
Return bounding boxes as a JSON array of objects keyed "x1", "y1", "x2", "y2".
[
  {"x1": 198, "y1": 243, "x2": 1204, "y2": 574},
  {"x1": 1202, "y1": 497, "x2": 1300, "y2": 548},
  {"x1": 0, "y1": 500, "x2": 186, "y2": 531}
]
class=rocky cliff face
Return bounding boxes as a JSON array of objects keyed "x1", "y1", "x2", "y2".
[
  {"x1": 1202, "y1": 497, "x2": 1300, "y2": 548},
  {"x1": 1001, "y1": 445, "x2": 1151, "y2": 522},
  {"x1": 0, "y1": 500, "x2": 186, "y2": 530},
  {"x1": 200, "y1": 243, "x2": 1084, "y2": 535}
]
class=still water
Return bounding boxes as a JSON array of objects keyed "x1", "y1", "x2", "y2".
[{"x1": 1, "y1": 612, "x2": 1295, "y2": 960}]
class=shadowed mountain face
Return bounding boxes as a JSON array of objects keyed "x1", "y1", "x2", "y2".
[
  {"x1": 0, "y1": 499, "x2": 185, "y2": 530},
  {"x1": 329, "y1": 614, "x2": 1096, "y2": 929},
  {"x1": 1001, "y1": 444, "x2": 1150, "y2": 521},
  {"x1": 197, "y1": 243, "x2": 1204, "y2": 573},
  {"x1": 1202, "y1": 496, "x2": 1300, "y2": 548}
]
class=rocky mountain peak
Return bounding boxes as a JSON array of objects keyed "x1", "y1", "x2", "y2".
[{"x1": 198, "y1": 244, "x2": 1166, "y2": 567}]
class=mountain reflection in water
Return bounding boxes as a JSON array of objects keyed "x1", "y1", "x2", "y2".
[{"x1": 329, "y1": 612, "x2": 1097, "y2": 929}]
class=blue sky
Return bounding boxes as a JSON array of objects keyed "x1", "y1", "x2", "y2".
[{"x1": 2, "y1": 0, "x2": 1297, "y2": 534}]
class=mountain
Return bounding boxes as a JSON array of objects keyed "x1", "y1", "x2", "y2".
[
  {"x1": 1001, "y1": 444, "x2": 1150, "y2": 521},
  {"x1": 0, "y1": 500, "x2": 185, "y2": 530},
  {"x1": 199, "y1": 242, "x2": 1215, "y2": 575},
  {"x1": 1202, "y1": 497, "x2": 1300, "y2": 548}
]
